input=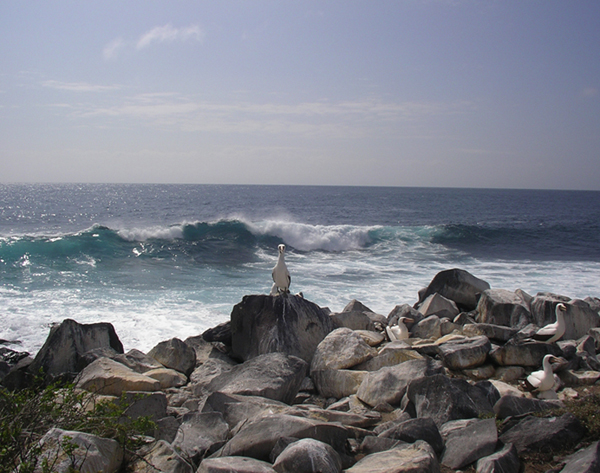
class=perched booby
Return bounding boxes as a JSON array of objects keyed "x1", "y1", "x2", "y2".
[
  {"x1": 533, "y1": 303, "x2": 567, "y2": 343},
  {"x1": 386, "y1": 317, "x2": 414, "y2": 341},
  {"x1": 523, "y1": 354, "x2": 560, "y2": 393},
  {"x1": 271, "y1": 244, "x2": 291, "y2": 294}
]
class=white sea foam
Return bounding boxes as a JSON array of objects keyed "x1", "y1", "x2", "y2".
[{"x1": 117, "y1": 225, "x2": 185, "y2": 242}]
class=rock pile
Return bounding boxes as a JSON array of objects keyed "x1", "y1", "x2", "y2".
[{"x1": 2, "y1": 268, "x2": 600, "y2": 472}]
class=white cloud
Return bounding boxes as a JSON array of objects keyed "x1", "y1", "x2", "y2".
[
  {"x1": 136, "y1": 24, "x2": 204, "y2": 49},
  {"x1": 41, "y1": 80, "x2": 121, "y2": 93},
  {"x1": 103, "y1": 37, "x2": 125, "y2": 61}
]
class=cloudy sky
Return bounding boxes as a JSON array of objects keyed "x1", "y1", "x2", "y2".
[{"x1": 1, "y1": 1, "x2": 599, "y2": 189}]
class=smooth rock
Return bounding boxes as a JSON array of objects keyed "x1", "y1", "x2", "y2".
[
  {"x1": 230, "y1": 294, "x2": 333, "y2": 364},
  {"x1": 462, "y1": 323, "x2": 517, "y2": 343},
  {"x1": 411, "y1": 315, "x2": 442, "y2": 340},
  {"x1": 344, "y1": 441, "x2": 440, "y2": 473},
  {"x1": 417, "y1": 268, "x2": 490, "y2": 311},
  {"x1": 144, "y1": 367, "x2": 188, "y2": 389},
  {"x1": 113, "y1": 349, "x2": 164, "y2": 373},
  {"x1": 272, "y1": 438, "x2": 342, "y2": 473},
  {"x1": 435, "y1": 335, "x2": 491, "y2": 370},
  {"x1": 198, "y1": 457, "x2": 276, "y2": 473},
  {"x1": 440, "y1": 418, "x2": 497, "y2": 470},
  {"x1": 475, "y1": 442, "x2": 520, "y2": 473},
  {"x1": 489, "y1": 340, "x2": 561, "y2": 367},
  {"x1": 148, "y1": 338, "x2": 196, "y2": 377},
  {"x1": 75, "y1": 357, "x2": 160, "y2": 396},
  {"x1": 353, "y1": 348, "x2": 424, "y2": 372},
  {"x1": 378, "y1": 417, "x2": 443, "y2": 455},
  {"x1": 172, "y1": 412, "x2": 229, "y2": 465},
  {"x1": 311, "y1": 328, "x2": 377, "y2": 372},
  {"x1": 36, "y1": 428, "x2": 123, "y2": 473},
  {"x1": 417, "y1": 293, "x2": 459, "y2": 318},
  {"x1": 476, "y1": 289, "x2": 532, "y2": 328}
]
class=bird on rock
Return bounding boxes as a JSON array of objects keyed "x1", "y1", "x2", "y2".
[
  {"x1": 523, "y1": 354, "x2": 561, "y2": 394},
  {"x1": 271, "y1": 244, "x2": 291, "y2": 294},
  {"x1": 386, "y1": 317, "x2": 414, "y2": 341},
  {"x1": 533, "y1": 303, "x2": 567, "y2": 343}
]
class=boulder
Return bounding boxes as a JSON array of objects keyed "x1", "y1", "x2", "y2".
[
  {"x1": 29, "y1": 319, "x2": 123, "y2": 379},
  {"x1": 387, "y1": 304, "x2": 423, "y2": 327},
  {"x1": 197, "y1": 457, "x2": 276, "y2": 473},
  {"x1": 489, "y1": 340, "x2": 561, "y2": 367},
  {"x1": 75, "y1": 357, "x2": 160, "y2": 396},
  {"x1": 411, "y1": 315, "x2": 442, "y2": 340},
  {"x1": 291, "y1": 404, "x2": 381, "y2": 429},
  {"x1": 311, "y1": 369, "x2": 368, "y2": 399},
  {"x1": 216, "y1": 414, "x2": 348, "y2": 463},
  {"x1": 36, "y1": 428, "x2": 123, "y2": 473},
  {"x1": 344, "y1": 441, "x2": 440, "y2": 473},
  {"x1": 113, "y1": 349, "x2": 164, "y2": 373},
  {"x1": 206, "y1": 352, "x2": 307, "y2": 404},
  {"x1": 356, "y1": 358, "x2": 444, "y2": 407},
  {"x1": 435, "y1": 335, "x2": 491, "y2": 370},
  {"x1": 190, "y1": 358, "x2": 234, "y2": 389},
  {"x1": 311, "y1": 328, "x2": 377, "y2": 372},
  {"x1": 378, "y1": 417, "x2": 443, "y2": 455},
  {"x1": 145, "y1": 367, "x2": 188, "y2": 389},
  {"x1": 129, "y1": 440, "x2": 193, "y2": 473},
  {"x1": 230, "y1": 294, "x2": 333, "y2": 364},
  {"x1": 560, "y1": 441, "x2": 600, "y2": 473},
  {"x1": 439, "y1": 418, "x2": 497, "y2": 470},
  {"x1": 355, "y1": 330, "x2": 385, "y2": 347},
  {"x1": 147, "y1": 338, "x2": 196, "y2": 376},
  {"x1": 202, "y1": 321, "x2": 232, "y2": 345},
  {"x1": 493, "y1": 395, "x2": 562, "y2": 419},
  {"x1": 475, "y1": 443, "x2": 520, "y2": 473},
  {"x1": 417, "y1": 293, "x2": 459, "y2": 318},
  {"x1": 462, "y1": 323, "x2": 517, "y2": 343},
  {"x1": 272, "y1": 438, "x2": 342, "y2": 473},
  {"x1": 353, "y1": 348, "x2": 424, "y2": 372},
  {"x1": 417, "y1": 268, "x2": 490, "y2": 311},
  {"x1": 499, "y1": 413, "x2": 585, "y2": 453},
  {"x1": 122, "y1": 391, "x2": 168, "y2": 422},
  {"x1": 405, "y1": 374, "x2": 494, "y2": 427},
  {"x1": 172, "y1": 412, "x2": 229, "y2": 465},
  {"x1": 476, "y1": 289, "x2": 532, "y2": 328},
  {"x1": 531, "y1": 296, "x2": 600, "y2": 341}
]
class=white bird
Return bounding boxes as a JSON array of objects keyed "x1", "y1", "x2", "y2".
[
  {"x1": 524, "y1": 354, "x2": 560, "y2": 393},
  {"x1": 271, "y1": 244, "x2": 291, "y2": 294},
  {"x1": 386, "y1": 317, "x2": 414, "y2": 341},
  {"x1": 533, "y1": 303, "x2": 567, "y2": 343}
]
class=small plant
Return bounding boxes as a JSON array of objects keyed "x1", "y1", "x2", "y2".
[{"x1": 0, "y1": 375, "x2": 155, "y2": 473}]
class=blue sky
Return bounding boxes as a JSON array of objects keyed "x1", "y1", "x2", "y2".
[{"x1": 1, "y1": 1, "x2": 599, "y2": 189}]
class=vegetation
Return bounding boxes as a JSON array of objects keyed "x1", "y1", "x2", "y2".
[{"x1": 0, "y1": 376, "x2": 155, "y2": 473}]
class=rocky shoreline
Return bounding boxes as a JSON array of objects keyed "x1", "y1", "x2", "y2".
[{"x1": 2, "y1": 268, "x2": 600, "y2": 472}]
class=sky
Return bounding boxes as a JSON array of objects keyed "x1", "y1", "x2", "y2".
[{"x1": 1, "y1": 1, "x2": 599, "y2": 190}]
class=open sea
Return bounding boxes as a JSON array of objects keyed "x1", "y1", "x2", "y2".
[{"x1": 1, "y1": 184, "x2": 599, "y2": 356}]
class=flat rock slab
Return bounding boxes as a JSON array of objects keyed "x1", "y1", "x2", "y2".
[
  {"x1": 75, "y1": 357, "x2": 160, "y2": 396},
  {"x1": 440, "y1": 418, "x2": 497, "y2": 470},
  {"x1": 499, "y1": 413, "x2": 585, "y2": 453},
  {"x1": 344, "y1": 441, "x2": 440, "y2": 473},
  {"x1": 198, "y1": 457, "x2": 276, "y2": 473}
]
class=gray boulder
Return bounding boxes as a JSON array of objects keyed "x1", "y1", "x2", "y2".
[
  {"x1": 489, "y1": 340, "x2": 561, "y2": 367},
  {"x1": 378, "y1": 417, "x2": 443, "y2": 455},
  {"x1": 36, "y1": 428, "x2": 123, "y2": 473},
  {"x1": 206, "y1": 352, "x2": 307, "y2": 405},
  {"x1": 148, "y1": 338, "x2": 196, "y2": 377},
  {"x1": 411, "y1": 315, "x2": 442, "y2": 340},
  {"x1": 113, "y1": 348, "x2": 164, "y2": 373},
  {"x1": 197, "y1": 457, "x2": 276, "y2": 473},
  {"x1": 440, "y1": 418, "x2": 497, "y2": 470},
  {"x1": 560, "y1": 441, "x2": 600, "y2": 473},
  {"x1": 130, "y1": 440, "x2": 193, "y2": 473},
  {"x1": 417, "y1": 293, "x2": 459, "y2": 318},
  {"x1": 172, "y1": 412, "x2": 229, "y2": 465},
  {"x1": 462, "y1": 323, "x2": 517, "y2": 343},
  {"x1": 405, "y1": 374, "x2": 494, "y2": 427},
  {"x1": 230, "y1": 294, "x2": 333, "y2": 364},
  {"x1": 476, "y1": 289, "x2": 532, "y2": 328},
  {"x1": 344, "y1": 441, "x2": 440, "y2": 473},
  {"x1": 493, "y1": 395, "x2": 562, "y2": 419},
  {"x1": 475, "y1": 443, "x2": 520, "y2": 473},
  {"x1": 356, "y1": 358, "x2": 444, "y2": 407},
  {"x1": 417, "y1": 268, "x2": 490, "y2": 311},
  {"x1": 499, "y1": 413, "x2": 585, "y2": 453},
  {"x1": 435, "y1": 335, "x2": 491, "y2": 370},
  {"x1": 311, "y1": 368, "x2": 368, "y2": 399},
  {"x1": 387, "y1": 304, "x2": 422, "y2": 327},
  {"x1": 29, "y1": 319, "x2": 123, "y2": 379},
  {"x1": 311, "y1": 328, "x2": 377, "y2": 372},
  {"x1": 272, "y1": 438, "x2": 342, "y2": 473}
]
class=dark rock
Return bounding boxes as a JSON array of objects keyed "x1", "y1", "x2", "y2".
[
  {"x1": 154, "y1": 416, "x2": 180, "y2": 443},
  {"x1": 28, "y1": 319, "x2": 123, "y2": 380},
  {"x1": 476, "y1": 289, "x2": 532, "y2": 328},
  {"x1": 499, "y1": 413, "x2": 585, "y2": 453},
  {"x1": 560, "y1": 440, "x2": 600, "y2": 473},
  {"x1": 173, "y1": 412, "x2": 229, "y2": 466},
  {"x1": 123, "y1": 391, "x2": 168, "y2": 422},
  {"x1": 474, "y1": 380, "x2": 501, "y2": 408},
  {"x1": 272, "y1": 438, "x2": 342, "y2": 473},
  {"x1": 378, "y1": 417, "x2": 443, "y2": 455},
  {"x1": 417, "y1": 268, "x2": 490, "y2": 311},
  {"x1": 405, "y1": 374, "x2": 494, "y2": 427},
  {"x1": 476, "y1": 442, "x2": 520, "y2": 473},
  {"x1": 387, "y1": 304, "x2": 423, "y2": 327},
  {"x1": 132, "y1": 440, "x2": 194, "y2": 473},
  {"x1": 202, "y1": 321, "x2": 232, "y2": 345},
  {"x1": 493, "y1": 395, "x2": 563, "y2": 419},
  {"x1": 230, "y1": 294, "x2": 333, "y2": 364},
  {"x1": 206, "y1": 352, "x2": 308, "y2": 404},
  {"x1": 489, "y1": 339, "x2": 562, "y2": 367},
  {"x1": 0, "y1": 346, "x2": 30, "y2": 365},
  {"x1": 359, "y1": 436, "x2": 407, "y2": 456},
  {"x1": 147, "y1": 338, "x2": 196, "y2": 377},
  {"x1": 435, "y1": 335, "x2": 491, "y2": 370},
  {"x1": 113, "y1": 348, "x2": 164, "y2": 373},
  {"x1": 461, "y1": 323, "x2": 517, "y2": 343},
  {"x1": 440, "y1": 418, "x2": 497, "y2": 470}
]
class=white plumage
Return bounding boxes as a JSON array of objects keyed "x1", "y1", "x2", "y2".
[
  {"x1": 533, "y1": 303, "x2": 567, "y2": 343},
  {"x1": 271, "y1": 244, "x2": 291, "y2": 294},
  {"x1": 525, "y1": 354, "x2": 559, "y2": 393},
  {"x1": 386, "y1": 317, "x2": 414, "y2": 341}
]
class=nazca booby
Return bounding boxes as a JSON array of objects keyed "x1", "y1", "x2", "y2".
[
  {"x1": 533, "y1": 303, "x2": 567, "y2": 343},
  {"x1": 523, "y1": 354, "x2": 560, "y2": 393},
  {"x1": 386, "y1": 317, "x2": 414, "y2": 341},
  {"x1": 271, "y1": 244, "x2": 291, "y2": 294}
]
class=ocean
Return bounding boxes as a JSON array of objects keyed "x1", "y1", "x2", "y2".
[{"x1": 1, "y1": 184, "x2": 599, "y2": 356}]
